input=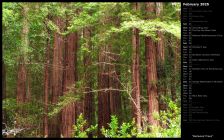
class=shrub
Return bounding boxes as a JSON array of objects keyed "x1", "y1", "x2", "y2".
[
  {"x1": 72, "y1": 113, "x2": 97, "y2": 138},
  {"x1": 101, "y1": 115, "x2": 137, "y2": 138}
]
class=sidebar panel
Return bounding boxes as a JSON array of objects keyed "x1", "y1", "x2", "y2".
[{"x1": 182, "y1": 1, "x2": 223, "y2": 139}]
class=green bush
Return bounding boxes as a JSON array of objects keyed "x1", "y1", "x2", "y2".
[
  {"x1": 72, "y1": 113, "x2": 97, "y2": 138},
  {"x1": 137, "y1": 99, "x2": 180, "y2": 138},
  {"x1": 72, "y1": 99, "x2": 180, "y2": 138},
  {"x1": 101, "y1": 115, "x2": 137, "y2": 138},
  {"x1": 2, "y1": 98, "x2": 43, "y2": 137}
]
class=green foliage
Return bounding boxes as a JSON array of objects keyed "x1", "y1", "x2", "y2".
[
  {"x1": 3, "y1": 2, "x2": 181, "y2": 138},
  {"x1": 108, "y1": 19, "x2": 180, "y2": 40},
  {"x1": 48, "y1": 93, "x2": 80, "y2": 117},
  {"x1": 158, "y1": 99, "x2": 181, "y2": 137},
  {"x1": 46, "y1": 20, "x2": 59, "y2": 32},
  {"x1": 66, "y1": 3, "x2": 100, "y2": 33},
  {"x1": 48, "y1": 82, "x2": 85, "y2": 117},
  {"x1": 72, "y1": 114, "x2": 98, "y2": 138},
  {"x1": 3, "y1": 98, "x2": 43, "y2": 131},
  {"x1": 137, "y1": 98, "x2": 181, "y2": 138},
  {"x1": 2, "y1": 8, "x2": 19, "y2": 27},
  {"x1": 101, "y1": 116, "x2": 137, "y2": 138},
  {"x1": 3, "y1": 98, "x2": 17, "y2": 111},
  {"x1": 171, "y1": 3, "x2": 181, "y2": 12},
  {"x1": 2, "y1": 98, "x2": 17, "y2": 126},
  {"x1": 72, "y1": 112, "x2": 180, "y2": 138}
]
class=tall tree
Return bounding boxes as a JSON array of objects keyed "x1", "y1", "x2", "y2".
[
  {"x1": 98, "y1": 44, "x2": 111, "y2": 136},
  {"x1": 145, "y1": 2, "x2": 159, "y2": 127},
  {"x1": 97, "y1": 8, "x2": 123, "y2": 136},
  {"x1": 16, "y1": 4, "x2": 29, "y2": 105},
  {"x1": 131, "y1": 2, "x2": 142, "y2": 133},
  {"x1": 43, "y1": 17, "x2": 51, "y2": 137},
  {"x1": 107, "y1": 14, "x2": 122, "y2": 123},
  {"x1": 171, "y1": 10, "x2": 181, "y2": 101},
  {"x1": 109, "y1": 16, "x2": 122, "y2": 120},
  {"x1": 74, "y1": 32, "x2": 83, "y2": 125},
  {"x1": 97, "y1": 10, "x2": 110, "y2": 136},
  {"x1": 61, "y1": 30, "x2": 77, "y2": 137},
  {"x1": 83, "y1": 27, "x2": 94, "y2": 137},
  {"x1": 171, "y1": 38, "x2": 180, "y2": 101},
  {"x1": 155, "y1": 3, "x2": 167, "y2": 111},
  {"x1": 107, "y1": 44, "x2": 122, "y2": 118},
  {"x1": 156, "y1": 2, "x2": 165, "y2": 63},
  {"x1": 48, "y1": 17, "x2": 64, "y2": 137}
]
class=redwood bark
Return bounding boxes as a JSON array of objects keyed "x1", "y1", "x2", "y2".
[
  {"x1": 156, "y1": 3, "x2": 165, "y2": 63},
  {"x1": 83, "y1": 27, "x2": 94, "y2": 137},
  {"x1": 145, "y1": 2, "x2": 159, "y2": 127},
  {"x1": 97, "y1": 15, "x2": 123, "y2": 136},
  {"x1": 49, "y1": 17, "x2": 64, "y2": 137},
  {"x1": 16, "y1": 59, "x2": 27, "y2": 104},
  {"x1": 43, "y1": 26, "x2": 51, "y2": 137},
  {"x1": 155, "y1": 3, "x2": 166, "y2": 111},
  {"x1": 109, "y1": 17, "x2": 122, "y2": 120},
  {"x1": 109, "y1": 54, "x2": 121, "y2": 118},
  {"x1": 61, "y1": 32, "x2": 77, "y2": 137},
  {"x1": 98, "y1": 45, "x2": 111, "y2": 137},
  {"x1": 171, "y1": 39, "x2": 180, "y2": 101},
  {"x1": 26, "y1": 69, "x2": 31, "y2": 102},
  {"x1": 74, "y1": 32, "x2": 84, "y2": 125},
  {"x1": 131, "y1": 3, "x2": 142, "y2": 132},
  {"x1": 16, "y1": 4, "x2": 29, "y2": 105}
]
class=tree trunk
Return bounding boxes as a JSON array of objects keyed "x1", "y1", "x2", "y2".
[
  {"x1": 49, "y1": 17, "x2": 64, "y2": 138},
  {"x1": 109, "y1": 16, "x2": 122, "y2": 121},
  {"x1": 156, "y1": 3, "x2": 165, "y2": 65},
  {"x1": 131, "y1": 3, "x2": 142, "y2": 133},
  {"x1": 171, "y1": 38, "x2": 180, "y2": 101},
  {"x1": 43, "y1": 25, "x2": 51, "y2": 137},
  {"x1": 109, "y1": 50, "x2": 122, "y2": 119},
  {"x1": 97, "y1": 13, "x2": 123, "y2": 136},
  {"x1": 83, "y1": 27, "x2": 94, "y2": 137},
  {"x1": 145, "y1": 2, "x2": 159, "y2": 127},
  {"x1": 98, "y1": 45, "x2": 111, "y2": 137},
  {"x1": 74, "y1": 32, "x2": 84, "y2": 126},
  {"x1": 16, "y1": 4, "x2": 29, "y2": 105},
  {"x1": 155, "y1": 3, "x2": 166, "y2": 111},
  {"x1": 26, "y1": 73, "x2": 31, "y2": 102},
  {"x1": 61, "y1": 32, "x2": 77, "y2": 137}
]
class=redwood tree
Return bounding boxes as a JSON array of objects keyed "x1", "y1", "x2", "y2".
[
  {"x1": 171, "y1": 38, "x2": 180, "y2": 101},
  {"x1": 155, "y1": 3, "x2": 167, "y2": 111},
  {"x1": 98, "y1": 45, "x2": 111, "y2": 136},
  {"x1": 109, "y1": 16, "x2": 122, "y2": 120},
  {"x1": 131, "y1": 2, "x2": 142, "y2": 133},
  {"x1": 83, "y1": 27, "x2": 94, "y2": 137},
  {"x1": 48, "y1": 17, "x2": 64, "y2": 137},
  {"x1": 43, "y1": 22, "x2": 51, "y2": 137},
  {"x1": 108, "y1": 45, "x2": 122, "y2": 120},
  {"x1": 74, "y1": 32, "x2": 84, "y2": 126},
  {"x1": 61, "y1": 32, "x2": 77, "y2": 137},
  {"x1": 16, "y1": 4, "x2": 29, "y2": 105},
  {"x1": 97, "y1": 12, "x2": 123, "y2": 136},
  {"x1": 145, "y1": 2, "x2": 159, "y2": 127}
]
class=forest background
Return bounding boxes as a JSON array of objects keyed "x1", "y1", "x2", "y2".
[{"x1": 2, "y1": 2, "x2": 181, "y2": 138}]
